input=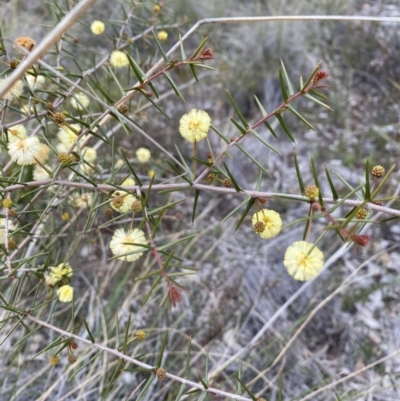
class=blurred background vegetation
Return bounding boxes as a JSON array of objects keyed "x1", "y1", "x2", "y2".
[{"x1": 1, "y1": 0, "x2": 400, "y2": 400}]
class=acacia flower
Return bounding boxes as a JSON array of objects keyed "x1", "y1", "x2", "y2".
[
  {"x1": 90, "y1": 20, "x2": 105, "y2": 35},
  {"x1": 157, "y1": 31, "x2": 168, "y2": 41},
  {"x1": 179, "y1": 109, "x2": 211, "y2": 143},
  {"x1": 110, "y1": 228, "x2": 147, "y2": 262},
  {"x1": 38, "y1": 143, "x2": 50, "y2": 162},
  {"x1": 283, "y1": 241, "x2": 324, "y2": 281},
  {"x1": 7, "y1": 125, "x2": 27, "y2": 142},
  {"x1": 58, "y1": 285, "x2": 74, "y2": 302},
  {"x1": 82, "y1": 147, "x2": 97, "y2": 164},
  {"x1": 111, "y1": 178, "x2": 137, "y2": 213},
  {"x1": 70, "y1": 92, "x2": 90, "y2": 110},
  {"x1": 0, "y1": 218, "x2": 16, "y2": 244},
  {"x1": 110, "y1": 50, "x2": 129, "y2": 68},
  {"x1": 14, "y1": 36, "x2": 36, "y2": 51},
  {"x1": 57, "y1": 124, "x2": 85, "y2": 152},
  {"x1": 70, "y1": 193, "x2": 93, "y2": 208},
  {"x1": 33, "y1": 164, "x2": 51, "y2": 180},
  {"x1": 252, "y1": 209, "x2": 282, "y2": 239},
  {"x1": 26, "y1": 73, "x2": 45, "y2": 90},
  {"x1": 136, "y1": 147, "x2": 151, "y2": 163},
  {"x1": 0, "y1": 77, "x2": 23, "y2": 101},
  {"x1": 8, "y1": 136, "x2": 41, "y2": 165}
]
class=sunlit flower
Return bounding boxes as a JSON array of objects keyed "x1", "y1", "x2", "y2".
[
  {"x1": 70, "y1": 193, "x2": 93, "y2": 208},
  {"x1": 0, "y1": 218, "x2": 16, "y2": 244},
  {"x1": 157, "y1": 31, "x2": 168, "y2": 41},
  {"x1": 179, "y1": 109, "x2": 211, "y2": 143},
  {"x1": 111, "y1": 178, "x2": 136, "y2": 213},
  {"x1": 57, "y1": 124, "x2": 86, "y2": 151},
  {"x1": 26, "y1": 73, "x2": 45, "y2": 90},
  {"x1": 33, "y1": 164, "x2": 51, "y2": 180},
  {"x1": 82, "y1": 147, "x2": 97, "y2": 164},
  {"x1": 283, "y1": 241, "x2": 324, "y2": 281},
  {"x1": 14, "y1": 36, "x2": 36, "y2": 51},
  {"x1": 252, "y1": 209, "x2": 282, "y2": 239},
  {"x1": 110, "y1": 228, "x2": 147, "y2": 262},
  {"x1": 58, "y1": 285, "x2": 74, "y2": 302},
  {"x1": 115, "y1": 158, "x2": 124, "y2": 168},
  {"x1": 90, "y1": 20, "x2": 105, "y2": 35},
  {"x1": 110, "y1": 50, "x2": 129, "y2": 68},
  {"x1": 38, "y1": 143, "x2": 50, "y2": 162},
  {"x1": 70, "y1": 92, "x2": 90, "y2": 110},
  {"x1": 136, "y1": 147, "x2": 151, "y2": 163},
  {"x1": 7, "y1": 125, "x2": 27, "y2": 142},
  {"x1": 0, "y1": 77, "x2": 24, "y2": 101},
  {"x1": 8, "y1": 136, "x2": 41, "y2": 165}
]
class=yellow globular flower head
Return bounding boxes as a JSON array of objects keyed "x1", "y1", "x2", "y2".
[
  {"x1": 7, "y1": 125, "x2": 27, "y2": 142},
  {"x1": 82, "y1": 147, "x2": 97, "y2": 164},
  {"x1": 153, "y1": 4, "x2": 161, "y2": 12},
  {"x1": 355, "y1": 208, "x2": 368, "y2": 220},
  {"x1": 61, "y1": 212, "x2": 70, "y2": 221},
  {"x1": 110, "y1": 50, "x2": 129, "y2": 68},
  {"x1": 57, "y1": 124, "x2": 85, "y2": 151},
  {"x1": 179, "y1": 109, "x2": 211, "y2": 143},
  {"x1": 49, "y1": 355, "x2": 60, "y2": 366},
  {"x1": 0, "y1": 218, "x2": 16, "y2": 245},
  {"x1": 70, "y1": 92, "x2": 90, "y2": 110},
  {"x1": 0, "y1": 77, "x2": 24, "y2": 101},
  {"x1": 252, "y1": 209, "x2": 282, "y2": 239},
  {"x1": 90, "y1": 20, "x2": 105, "y2": 35},
  {"x1": 283, "y1": 241, "x2": 324, "y2": 281},
  {"x1": 2, "y1": 199, "x2": 13, "y2": 208},
  {"x1": 110, "y1": 228, "x2": 147, "y2": 262},
  {"x1": 38, "y1": 143, "x2": 51, "y2": 163},
  {"x1": 304, "y1": 185, "x2": 319, "y2": 200},
  {"x1": 70, "y1": 193, "x2": 93, "y2": 208},
  {"x1": 58, "y1": 285, "x2": 74, "y2": 303},
  {"x1": 136, "y1": 147, "x2": 151, "y2": 163},
  {"x1": 157, "y1": 31, "x2": 168, "y2": 41},
  {"x1": 8, "y1": 137, "x2": 41, "y2": 165},
  {"x1": 33, "y1": 165, "x2": 51, "y2": 180},
  {"x1": 111, "y1": 178, "x2": 137, "y2": 213},
  {"x1": 26, "y1": 73, "x2": 45, "y2": 90},
  {"x1": 135, "y1": 330, "x2": 146, "y2": 341}
]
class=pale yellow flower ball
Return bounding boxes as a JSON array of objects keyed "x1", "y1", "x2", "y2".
[
  {"x1": 157, "y1": 31, "x2": 168, "y2": 41},
  {"x1": 8, "y1": 137, "x2": 41, "y2": 165},
  {"x1": 57, "y1": 124, "x2": 85, "y2": 150},
  {"x1": 0, "y1": 218, "x2": 16, "y2": 245},
  {"x1": 252, "y1": 209, "x2": 282, "y2": 239},
  {"x1": 179, "y1": 109, "x2": 211, "y2": 143},
  {"x1": 0, "y1": 77, "x2": 24, "y2": 101},
  {"x1": 33, "y1": 164, "x2": 51, "y2": 180},
  {"x1": 70, "y1": 92, "x2": 90, "y2": 110},
  {"x1": 110, "y1": 50, "x2": 129, "y2": 68},
  {"x1": 82, "y1": 147, "x2": 97, "y2": 164},
  {"x1": 91, "y1": 20, "x2": 105, "y2": 35},
  {"x1": 38, "y1": 143, "x2": 51, "y2": 162},
  {"x1": 110, "y1": 228, "x2": 147, "y2": 262},
  {"x1": 70, "y1": 193, "x2": 93, "y2": 208},
  {"x1": 283, "y1": 241, "x2": 324, "y2": 281},
  {"x1": 136, "y1": 147, "x2": 151, "y2": 163},
  {"x1": 26, "y1": 74, "x2": 45, "y2": 90},
  {"x1": 7, "y1": 125, "x2": 27, "y2": 142},
  {"x1": 58, "y1": 285, "x2": 74, "y2": 303}
]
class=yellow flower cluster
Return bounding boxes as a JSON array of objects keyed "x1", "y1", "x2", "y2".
[
  {"x1": 179, "y1": 109, "x2": 211, "y2": 143},
  {"x1": 252, "y1": 209, "x2": 282, "y2": 239},
  {"x1": 110, "y1": 228, "x2": 147, "y2": 262},
  {"x1": 111, "y1": 178, "x2": 137, "y2": 213},
  {"x1": 91, "y1": 20, "x2": 105, "y2": 35},
  {"x1": 110, "y1": 50, "x2": 129, "y2": 68},
  {"x1": 44, "y1": 262, "x2": 73, "y2": 287}
]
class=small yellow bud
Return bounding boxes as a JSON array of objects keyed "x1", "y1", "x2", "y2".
[
  {"x1": 153, "y1": 4, "x2": 161, "y2": 12},
  {"x1": 131, "y1": 200, "x2": 142, "y2": 213},
  {"x1": 223, "y1": 179, "x2": 232, "y2": 188},
  {"x1": 355, "y1": 208, "x2": 368, "y2": 220},
  {"x1": 304, "y1": 185, "x2": 319, "y2": 200},
  {"x1": 155, "y1": 367, "x2": 166, "y2": 381},
  {"x1": 157, "y1": 31, "x2": 168, "y2": 41},
  {"x1": 49, "y1": 355, "x2": 60, "y2": 366},
  {"x1": 371, "y1": 165, "x2": 385, "y2": 178},
  {"x1": 7, "y1": 238, "x2": 17, "y2": 250},
  {"x1": 58, "y1": 153, "x2": 74, "y2": 165},
  {"x1": 2, "y1": 199, "x2": 13, "y2": 208},
  {"x1": 253, "y1": 221, "x2": 266, "y2": 234},
  {"x1": 135, "y1": 330, "x2": 146, "y2": 341},
  {"x1": 53, "y1": 112, "x2": 66, "y2": 125},
  {"x1": 61, "y1": 212, "x2": 70, "y2": 221}
]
